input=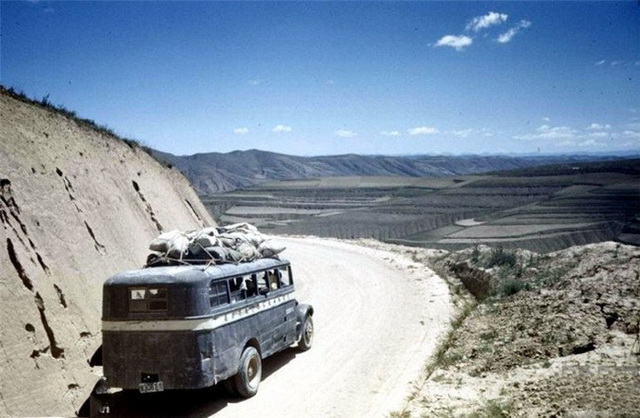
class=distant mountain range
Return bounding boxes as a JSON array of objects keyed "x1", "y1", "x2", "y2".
[{"x1": 153, "y1": 149, "x2": 634, "y2": 194}]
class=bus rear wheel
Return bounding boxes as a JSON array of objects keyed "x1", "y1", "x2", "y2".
[
  {"x1": 298, "y1": 315, "x2": 314, "y2": 351},
  {"x1": 233, "y1": 346, "x2": 262, "y2": 398}
]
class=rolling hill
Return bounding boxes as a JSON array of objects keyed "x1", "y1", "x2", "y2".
[{"x1": 154, "y1": 149, "x2": 631, "y2": 194}]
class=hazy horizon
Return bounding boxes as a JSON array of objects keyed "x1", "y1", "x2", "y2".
[{"x1": 160, "y1": 146, "x2": 640, "y2": 159}]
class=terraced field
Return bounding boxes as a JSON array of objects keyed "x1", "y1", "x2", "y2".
[{"x1": 201, "y1": 159, "x2": 640, "y2": 253}]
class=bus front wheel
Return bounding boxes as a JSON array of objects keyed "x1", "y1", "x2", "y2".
[
  {"x1": 233, "y1": 346, "x2": 262, "y2": 398},
  {"x1": 298, "y1": 315, "x2": 314, "y2": 351}
]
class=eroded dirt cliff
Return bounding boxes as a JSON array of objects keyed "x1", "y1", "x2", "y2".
[{"x1": 0, "y1": 90, "x2": 214, "y2": 417}]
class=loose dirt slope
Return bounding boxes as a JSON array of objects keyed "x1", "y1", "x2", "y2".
[
  {"x1": 0, "y1": 90, "x2": 214, "y2": 417},
  {"x1": 397, "y1": 242, "x2": 640, "y2": 417}
]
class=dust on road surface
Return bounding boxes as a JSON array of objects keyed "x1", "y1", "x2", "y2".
[{"x1": 105, "y1": 237, "x2": 452, "y2": 418}]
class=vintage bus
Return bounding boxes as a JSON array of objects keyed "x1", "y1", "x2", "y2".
[{"x1": 101, "y1": 257, "x2": 314, "y2": 398}]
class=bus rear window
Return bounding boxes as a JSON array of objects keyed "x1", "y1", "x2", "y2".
[
  {"x1": 129, "y1": 288, "x2": 168, "y2": 312},
  {"x1": 209, "y1": 281, "x2": 230, "y2": 307}
]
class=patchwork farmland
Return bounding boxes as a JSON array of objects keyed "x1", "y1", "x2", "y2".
[{"x1": 201, "y1": 159, "x2": 640, "y2": 253}]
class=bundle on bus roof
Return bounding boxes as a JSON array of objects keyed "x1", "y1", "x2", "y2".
[{"x1": 145, "y1": 222, "x2": 286, "y2": 267}]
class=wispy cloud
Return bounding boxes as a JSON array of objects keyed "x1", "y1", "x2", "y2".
[
  {"x1": 335, "y1": 129, "x2": 358, "y2": 138},
  {"x1": 514, "y1": 124, "x2": 578, "y2": 140},
  {"x1": 587, "y1": 131, "x2": 609, "y2": 139},
  {"x1": 381, "y1": 130, "x2": 401, "y2": 137},
  {"x1": 233, "y1": 127, "x2": 249, "y2": 135},
  {"x1": 466, "y1": 12, "x2": 508, "y2": 32},
  {"x1": 408, "y1": 126, "x2": 439, "y2": 136},
  {"x1": 273, "y1": 124, "x2": 292, "y2": 133},
  {"x1": 514, "y1": 123, "x2": 640, "y2": 150},
  {"x1": 451, "y1": 129, "x2": 474, "y2": 138},
  {"x1": 622, "y1": 130, "x2": 640, "y2": 139},
  {"x1": 586, "y1": 123, "x2": 611, "y2": 130},
  {"x1": 497, "y1": 20, "x2": 531, "y2": 43},
  {"x1": 247, "y1": 79, "x2": 261, "y2": 86},
  {"x1": 535, "y1": 125, "x2": 577, "y2": 139},
  {"x1": 434, "y1": 35, "x2": 473, "y2": 51},
  {"x1": 436, "y1": 11, "x2": 528, "y2": 51},
  {"x1": 595, "y1": 60, "x2": 606, "y2": 66}
]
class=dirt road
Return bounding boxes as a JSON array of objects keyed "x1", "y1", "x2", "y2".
[{"x1": 105, "y1": 237, "x2": 452, "y2": 417}]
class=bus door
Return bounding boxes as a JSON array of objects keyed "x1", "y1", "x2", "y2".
[{"x1": 266, "y1": 267, "x2": 297, "y2": 352}]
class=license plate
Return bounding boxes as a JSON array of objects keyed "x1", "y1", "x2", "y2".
[{"x1": 139, "y1": 381, "x2": 164, "y2": 393}]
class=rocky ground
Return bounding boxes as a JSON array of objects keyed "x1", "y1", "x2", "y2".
[{"x1": 359, "y1": 240, "x2": 639, "y2": 417}]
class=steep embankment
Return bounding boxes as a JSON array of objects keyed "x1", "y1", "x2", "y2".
[{"x1": 0, "y1": 90, "x2": 214, "y2": 417}]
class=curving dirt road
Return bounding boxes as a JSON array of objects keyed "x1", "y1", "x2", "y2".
[{"x1": 105, "y1": 237, "x2": 452, "y2": 417}]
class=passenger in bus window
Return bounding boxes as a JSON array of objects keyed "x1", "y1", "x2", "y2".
[
  {"x1": 230, "y1": 277, "x2": 248, "y2": 302},
  {"x1": 276, "y1": 268, "x2": 289, "y2": 287},
  {"x1": 268, "y1": 270, "x2": 279, "y2": 290},
  {"x1": 258, "y1": 273, "x2": 270, "y2": 294},
  {"x1": 246, "y1": 274, "x2": 258, "y2": 297}
]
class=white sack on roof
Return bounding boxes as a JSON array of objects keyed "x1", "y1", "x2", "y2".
[
  {"x1": 258, "y1": 240, "x2": 286, "y2": 257},
  {"x1": 167, "y1": 232, "x2": 190, "y2": 259},
  {"x1": 146, "y1": 223, "x2": 282, "y2": 266},
  {"x1": 149, "y1": 230, "x2": 184, "y2": 253}
]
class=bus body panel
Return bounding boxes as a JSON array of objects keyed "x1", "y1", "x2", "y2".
[
  {"x1": 103, "y1": 330, "x2": 215, "y2": 390},
  {"x1": 102, "y1": 258, "x2": 304, "y2": 391}
]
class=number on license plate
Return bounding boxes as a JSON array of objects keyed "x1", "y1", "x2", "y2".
[{"x1": 139, "y1": 381, "x2": 164, "y2": 393}]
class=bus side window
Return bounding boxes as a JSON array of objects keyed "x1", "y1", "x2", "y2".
[
  {"x1": 230, "y1": 277, "x2": 248, "y2": 302},
  {"x1": 209, "y1": 281, "x2": 229, "y2": 307},
  {"x1": 246, "y1": 274, "x2": 258, "y2": 297},
  {"x1": 257, "y1": 273, "x2": 270, "y2": 295},
  {"x1": 267, "y1": 270, "x2": 279, "y2": 290},
  {"x1": 279, "y1": 267, "x2": 292, "y2": 287}
]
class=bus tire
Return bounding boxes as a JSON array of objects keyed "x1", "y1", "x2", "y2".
[
  {"x1": 233, "y1": 346, "x2": 262, "y2": 398},
  {"x1": 298, "y1": 315, "x2": 314, "y2": 352}
]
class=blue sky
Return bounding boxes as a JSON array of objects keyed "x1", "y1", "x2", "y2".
[{"x1": 2, "y1": 1, "x2": 639, "y2": 156}]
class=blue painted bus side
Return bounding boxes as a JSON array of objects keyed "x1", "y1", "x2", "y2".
[{"x1": 102, "y1": 258, "x2": 307, "y2": 391}]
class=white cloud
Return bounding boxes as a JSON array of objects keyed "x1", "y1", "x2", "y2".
[
  {"x1": 435, "y1": 35, "x2": 473, "y2": 51},
  {"x1": 622, "y1": 130, "x2": 640, "y2": 139},
  {"x1": 466, "y1": 11, "x2": 508, "y2": 32},
  {"x1": 542, "y1": 117, "x2": 551, "y2": 122},
  {"x1": 497, "y1": 20, "x2": 531, "y2": 43},
  {"x1": 595, "y1": 60, "x2": 606, "y2": 66},
  {"x1": 335, "y1": 129, "x2": 358, "y2": 138},
  {"x1": 233, "y1": 127, "x2": 249, "y2": 135},
  {"x1": 273, "y1": 124, "x2": 292, "y2": 133},
  {"x1": 381, "y1": 131, "x2": 401, "y2": 137},
  {"x1": 588, "y1": 131, "x2": 609, "y2": 139},
  {"x1": 586, "y1": 123, "x2": 612, "y2": 130},
  {"x1": 247, "y1": 79, "x2": 261, "y2": 85},
  {"x1": 452, "y1": 129, "x2": 474, "y2": 138},
  {"x1": 514, "y1": 124, "x2": 578, "y2": 140},
  {"x1": 408, "y1": 126, "x2": 439, "y2": 136},
  {"x1": 625, "y1": 122, "x2": 640, "y2": 130}
]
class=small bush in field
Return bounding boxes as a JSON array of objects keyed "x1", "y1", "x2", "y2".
[
  {"x1": 496, "y1": 278, "x2": 529, "y2": 297},
  {"x1": 485, "y1": 245, "x2": 517, "y2": 269}
]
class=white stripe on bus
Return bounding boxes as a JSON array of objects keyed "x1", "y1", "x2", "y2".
[{"x1": 102, "y1": 292, "x2": 295, "y2": 332}]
